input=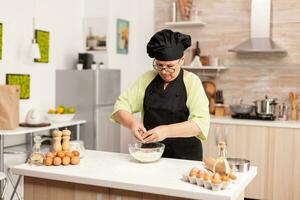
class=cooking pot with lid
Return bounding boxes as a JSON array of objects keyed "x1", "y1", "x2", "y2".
[{"x1": 254, "y1": 96, "x2": 277, "y2": 116}]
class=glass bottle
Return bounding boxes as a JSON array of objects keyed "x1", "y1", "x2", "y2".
[
  {"x1": 213, "y1": 141, "x2": 231, "y2": 175},
  {"x1": 28, "y1": 136, "x2": 44, "y2": 166},
  {"x1": 192, "y1": 41, "x2": 201, "y2": 59}
]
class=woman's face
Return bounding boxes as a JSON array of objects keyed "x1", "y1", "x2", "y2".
[{"x1": 154, "y1": 57, "x2": 184, "y2": 82}]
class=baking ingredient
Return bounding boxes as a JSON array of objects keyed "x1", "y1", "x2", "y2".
[
  {"x1": 221, "y1": 175, "x2": 230, "y2": 182},
  {"x1": 57, "y1": 151, "x2": 65, "y2": 158},
  {"x1": 44, "y1": 157, "x2": 53, "y2": 166},
  {"x1": 211, "y1": 177, "x2": 222, "y2": 185},
  {"x1": 131, "y1": 151, "x2": 162, "y2": 162},
  {"x1": 65, "y1": 151, "x2": 74, "y2": 158},
  {"x1": 229, "y1": 172, "x2": 237, "y2": 180},
  {"x1": 189, "y1": 167, "x2": 200, "y2": 177},
  {"x1": 196, "y1": 170, "x2": 205, "y2": 179},
  {"x1": 71, "y1": 156, "x2": 80, "y2": 165},
  {"x1": 45, "y1": 152, "x2": 54, "y2": 158},
  {"x1": 72, "y1": 150, "x2": 80, "y2": 157},
  {"x1": 62, "y1": 156, "x2": 71, "y2": 165},
  {"x1": 52, "y1": 151, "x2": 58, "y2": 157},
  {"x1": 204, "y1": 173, "x2": 212, "y2": 181},
  {"x1": 53, "y1": 157, "x2": 62, "y2": 166}
]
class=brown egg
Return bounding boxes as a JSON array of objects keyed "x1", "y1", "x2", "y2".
[
  {"x1": 189, "y1": 167, "x2": 199, "y2": 177},
  {"x1": 52, "y1": 151, "x2": 58, "y2": 157},
  {"x1": 71, "y1": 156, "x2": 80, "y2": 165},
  {"x1": 196, "y1": 170, "x2": 205, "y2": 179},
  {"x1": 212, "y1": 178, "x2": 222, "y2": 185},
  {"x1": 62, "y1": 156, "x2": 71, "y2": 165},
  {"x1": 204, "y1": 173, "x2": 212, "y2": 181},
  {"x1": 57, "y1": 151, "x2": 65, "y2": 158},
  {"x1": 44, "y1": 157, "x2": 53, "y2": 166},
  {"x1": 229, "y1": 172, "x2": 237, "y2": 180},
  {"x1": 72, "y1": 150, "x2": 80, "y2": 157},
  {"x1": 212, "y1": 173, "x2": 221, "y2": 180},
  {"x1": 221, "y1": 175, "x2": 230, "y2": 182},
  {"x1": 45, "y1": 152, "x2": 54, "y2": 158},
  {"x1": 53, "y1": 157, "x2": 62, "y2": 166},
  {"x1": 65, "y1": 151, "x2": 74, "y2": 158}
]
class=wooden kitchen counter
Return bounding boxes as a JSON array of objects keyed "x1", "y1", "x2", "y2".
[{"x1": 11, "y1": 150, "x2": 257, "y2": 200}]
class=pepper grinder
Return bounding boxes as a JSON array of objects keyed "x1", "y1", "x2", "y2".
[
  {"x1": 52, "y1": 129, "x2": 62, "y2": 152},
  {"x1": 62, "y1": 128, "x2": 72, "y2": 151}
]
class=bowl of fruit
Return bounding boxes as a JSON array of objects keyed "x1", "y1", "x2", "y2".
[{"x1": 47, "y1": 105, "x2": 76, "y2": 122}]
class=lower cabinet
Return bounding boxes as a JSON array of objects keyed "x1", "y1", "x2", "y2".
[
  {"x1": 267, "y1": 128, "x2": 300, "y2": 200},
  {"x1": 203, "y1": 123, "x2": 300, "y2": 200}
]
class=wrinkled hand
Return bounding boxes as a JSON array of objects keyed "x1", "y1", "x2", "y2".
[
  {"x1": 142, "y1": 126, "x2": 168, "y2": 143},
  {"x1": 130, "y1": 122, "x2": 147, "y2": 142}
]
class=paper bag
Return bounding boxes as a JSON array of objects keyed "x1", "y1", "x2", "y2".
[{"x1": 0, "y1": 85, "x2": 20, "y2": 130}]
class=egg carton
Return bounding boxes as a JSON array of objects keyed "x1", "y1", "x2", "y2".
[{"x1": 182, "y1": 172, "x2": 235, "y2": 191}]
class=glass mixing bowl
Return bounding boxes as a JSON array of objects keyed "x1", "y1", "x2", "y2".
[{"x1": 128, "y1": 142, "x2": 165, "y2": 163}]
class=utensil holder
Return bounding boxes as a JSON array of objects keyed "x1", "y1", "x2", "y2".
[{"x1": 291, "y1": 108, "x2": 298, "y2": 121}]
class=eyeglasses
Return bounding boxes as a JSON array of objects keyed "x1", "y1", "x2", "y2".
[{"x1": 152, "y1": 59, "x2": 181, "y2": 73}]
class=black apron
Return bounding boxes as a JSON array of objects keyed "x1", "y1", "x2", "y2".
[{"x1": 143, "y1": 69, "x2": 203, "y2": 161}]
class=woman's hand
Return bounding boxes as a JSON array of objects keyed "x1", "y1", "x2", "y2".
[
  {"x1": 130, "y1": 122, "x2": 147, "y2": 142},
  {"x1": 143, "y1": 126, "x2": 168, "y2": 143}
]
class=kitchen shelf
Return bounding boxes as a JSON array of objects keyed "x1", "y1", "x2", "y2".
[
  {"x1": 164, "y1": 21, "x2": 206, "y2": 27},
  {"x1": 182, "y1": 65, "x2": 229, "y2": 78}
]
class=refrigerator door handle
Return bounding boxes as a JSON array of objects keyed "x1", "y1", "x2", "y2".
[
  {"x1": 95, "y1": 108, "x2": 100, "y2": 150},
  {"x1": 95, "y1": 70, "x2": 100, "y2": 106}
]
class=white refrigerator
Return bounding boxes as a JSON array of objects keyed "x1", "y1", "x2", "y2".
[{"x1": 56, "y1": 69, "x2": 120, "y2": 152}]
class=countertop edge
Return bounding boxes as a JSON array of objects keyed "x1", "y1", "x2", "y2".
[{"x1": 211, "y1": 117, "x2": 300, "y2": 129}]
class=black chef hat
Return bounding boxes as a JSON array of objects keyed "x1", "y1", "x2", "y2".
[{"x1": 147, "y1": 29, "x2": 191, "y2": 61}]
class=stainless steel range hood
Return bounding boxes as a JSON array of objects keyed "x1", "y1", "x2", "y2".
[{"x1": 229, "y1": 0, "x2": 287, "y2": 54}]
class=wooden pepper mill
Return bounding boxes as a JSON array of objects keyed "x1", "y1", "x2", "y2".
[
  {"x1": 62, "y1": 128, "x2": 71, "y2": 151},
  {"x1": 52, "y1": 129, "x2": 62, "y2": 152}
]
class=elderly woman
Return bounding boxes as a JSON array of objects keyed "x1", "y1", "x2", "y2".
[{"x1": 111, "y1": 29, "x2": 210, "y2": 161}]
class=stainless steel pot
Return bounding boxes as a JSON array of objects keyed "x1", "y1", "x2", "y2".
[
  {"x1": 254, "y1": 96, "x2": 277, "y2": 116},
  {"x1": 227, "y1": 158, "x2": 250, "y2": 172}
]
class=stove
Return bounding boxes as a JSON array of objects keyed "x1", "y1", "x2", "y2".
[{"x1": 232, "y1": 113, "x2": 276, "y2": 121}]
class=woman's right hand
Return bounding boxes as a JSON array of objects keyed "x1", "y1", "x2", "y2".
[{"x1": 130, "y1": 122, "x2": 147, "y2": 142}]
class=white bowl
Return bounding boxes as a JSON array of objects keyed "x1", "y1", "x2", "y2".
[
  {"x1": 128, "y1": 143, "x2": 164, "y2": 163},
  {"x1": 46, "y1": 114, "x2": 75, "y2": 122}
]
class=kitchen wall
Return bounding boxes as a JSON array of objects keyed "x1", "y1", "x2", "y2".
[
  {"x1": 85, "y1": 0, "x2": 155, "y2": 153},
  {"x1": 0, "y1": 0, "x2": 85, "y2": 146},
  {"x1": 155, "y1": 0, "x2": 300, "y2": 105}
]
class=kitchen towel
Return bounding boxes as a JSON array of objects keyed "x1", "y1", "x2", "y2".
[{"x1": 0, "y1": 85, "x2": 20, "y2": 130}]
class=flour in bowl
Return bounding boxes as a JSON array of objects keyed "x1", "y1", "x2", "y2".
[{"x1": 131, "y1": 151, "x2": 162, "y2": 162}]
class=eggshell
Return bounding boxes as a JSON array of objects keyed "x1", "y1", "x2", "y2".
[
  {"x1": 53, "y1": 157, "x2": 62, "y2": 166},
  {"x1": 71, "y1": 156, "x2": 80, "y2": 165},
  {"x1": 62, "y1": 156, "x2": 71, "y2": 165},
  {"x1": 44, "y1": 157, "x2": 53, "y2": 166}
]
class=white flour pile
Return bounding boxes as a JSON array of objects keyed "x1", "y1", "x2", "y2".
[{"x1": 132, "y1": 151, "x2": 162, "y2": 162}]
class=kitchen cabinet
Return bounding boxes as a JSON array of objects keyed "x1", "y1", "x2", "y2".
[
  {"x1": 203, "y1": 122, "x2": 300, "y2": 200},
  {"x1": 267, "y1": 128, "x2": 300, "y2": 200}
]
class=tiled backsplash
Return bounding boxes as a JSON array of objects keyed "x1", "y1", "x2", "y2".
[{"x1": 155, "y1": 0, "x2": 300, "y2": 105}]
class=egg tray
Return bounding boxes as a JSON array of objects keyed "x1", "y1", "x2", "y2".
[{"x1": 182, "y1": 172, "x2": 235, "y2": 191}]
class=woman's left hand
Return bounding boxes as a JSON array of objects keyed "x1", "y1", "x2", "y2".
[{"x1": 142, "y1": 126, "x2": 168, "y2": 143}]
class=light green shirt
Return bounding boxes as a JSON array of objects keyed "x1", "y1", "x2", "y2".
[{"x1": 110, "y1": 70, "x2": 210, "y2": 140}]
